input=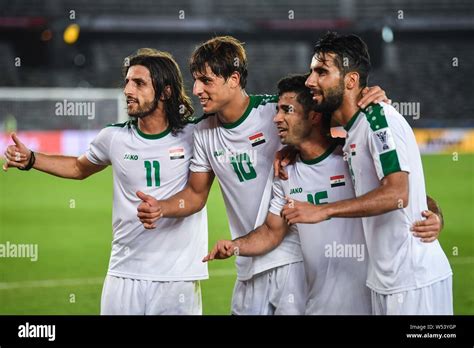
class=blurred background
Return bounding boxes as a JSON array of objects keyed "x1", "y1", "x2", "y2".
[{"x1": 0, "y1": 0, "x2": 473, "y2": 314}]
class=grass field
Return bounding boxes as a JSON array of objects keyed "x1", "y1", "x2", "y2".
[{"x1": 0, "y1": 154, "x2": 473, "y2": 314}]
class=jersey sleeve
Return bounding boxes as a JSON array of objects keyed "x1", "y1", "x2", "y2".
[
  {"x1": 366, "y1": 103, "x2": 411, "y2": 180},
  {"x1": 189, "y1": 128, "x2": 212, "y2": 173},
  {"x1": 268, "y1": 177, "x2": 287, "y2": 216},
  {"x1": 85, "y1": 127, "x2": 115, "y2": 165}
]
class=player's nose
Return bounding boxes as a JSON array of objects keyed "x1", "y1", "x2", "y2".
[
  {"x1": 193, "y1": 80, "x2": 204, "y2": 96},
  {"x1": 124, "y1": 83, "x2": 135, "y2": 97},
  {"x1": 273, "y1": 111, "x2": 283, "y2": 123},
  {"x1": 305, "y1": 73, "x2": 316, "y2": 88}
]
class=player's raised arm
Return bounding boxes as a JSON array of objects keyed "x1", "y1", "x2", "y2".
[
  {"x1": 203, "y1": 211, "x2": 290, "y2": 262},
  {"x1": 137, "y1": 170, "x2": 215, "y2": 229},
  {"x1": 3, "y1": 133, "x2": 106, "y2": 179}
]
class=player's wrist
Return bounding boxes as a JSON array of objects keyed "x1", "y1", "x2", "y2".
[
  {"x1": 19, "y1": 150, "x2": 36, "y2": 171},
  {"x1": 322, "y1": 203, "x2": 335, "y2": 219}
]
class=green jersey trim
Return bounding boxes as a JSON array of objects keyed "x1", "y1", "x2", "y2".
[
  {"x1": 187, "y1": 113, "x2": 213, "y2": 124},
  {"x1": 380, "y1": 149, "x2": 402, "y2": 176},
  {"x1": 221, "y1": 94, "x2": 278, "y2": 129},
  {"x1": 364, "y1": 104, "x2": 388, "y2": 132},
  {"x1": 134, "y1": 122, "x2": 172, "y2": 139},
  {"x1": 344, "y1": 108, "x2": 362, "y2": 132},
  {"x1": 301, "y1": 143, "x2": 338, "y2": 165}
]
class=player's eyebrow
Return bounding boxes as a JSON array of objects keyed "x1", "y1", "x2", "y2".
[
  {"x1": 124, "y1": 77, "x2": 148, "y2": 84},
  {"x1": 196, "y1": 74, "x2": 213, "y2": 82},
  {"x1": 277, "y1": 104, "x2": 291, "y2": 113},
  {"x1": 312, "y1": 66, "x2": 329, "y2": 74}
]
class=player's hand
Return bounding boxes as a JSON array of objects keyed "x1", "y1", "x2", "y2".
[
  {"x1": 358, "y1": 86, "x2": 391, "y2": 109},
  {"x1": 281, "y1": 197, "x2": 328, "y2": 224},
  {"x1": 273, "y1": 146, "x2": 297, "y2": 180},
  {"x1": 411, "y1": 210, "x2": 441, "y2": 243},
  {"x1": 136, "y1": 191, "x2": 163, "y2": 229},
  {"x1": 202, "y1": 240, "x2": 237, "y2": 262},
  {"x1": 3, "y1": 133, "x2": 31, "y2": 171}
]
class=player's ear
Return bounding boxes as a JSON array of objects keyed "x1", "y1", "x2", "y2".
[
  {"x1": 308, "y1": 110, "x2": 322, "y2": 125},
  {"x1": 228, "y1": 71, "x2": 241, "y2": 89},
  {"x1": 160, "y1": 85, "x2": 171, "y2": 101},
  {"x1": 345, "y1": 72, "x2": 359, "y2": 90}
]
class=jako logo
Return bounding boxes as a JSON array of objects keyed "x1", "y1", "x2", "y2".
[{"x1": 18, "y1": 322, "x2": 55, "y2": 341}]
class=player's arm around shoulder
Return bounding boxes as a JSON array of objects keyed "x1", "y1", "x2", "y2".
[{"x1": 411, "y1": 196, "x2": 444, "y2": 243}]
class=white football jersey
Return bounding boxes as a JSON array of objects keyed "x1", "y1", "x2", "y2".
[
  {"x1": 190, "y1": 95, "x2": 303, "y2": 280},
  {"x1": 269, "y1": 144, "x2": 371, "y2": 314},
  {"x1": 85, "y1": 120, "x2": 208, "y2": 281},
  {"x1": 343, "y1": 102, "x2": 452, "y2": 294}
]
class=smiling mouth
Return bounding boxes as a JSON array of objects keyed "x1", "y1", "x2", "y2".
[
  {"x1": 127, "y1": 99, "x2": 138, "y2": 106},
  {"x1": 199, "y1": 98, "x2": 210, "y2": 105}
]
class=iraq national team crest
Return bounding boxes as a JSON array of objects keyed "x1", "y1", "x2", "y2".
[
  {"x1": 249, "y1": 132, "x2": 265, "y2": 147},
  {"x1": 169, "y1": 147, "x2": 185, "y2": 160}
]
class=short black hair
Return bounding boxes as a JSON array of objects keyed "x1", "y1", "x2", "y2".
[
  {"x1": 277, "y1": 74, "x2": 331, "y2": 129},
  {"x1": 313, "y1": 32, "x2": 371, "y2": 88},
  {"x1": 277, "y1": 74, "x2": 315, "y2": 115}
]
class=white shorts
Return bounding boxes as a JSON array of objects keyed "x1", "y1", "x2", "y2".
[
  {"x1": 371, "y1": 276, "x2": 453, "y2": 315},
  {"x1": 100, "y1": 275, "x2": 202, "y2": 315},
  {"x1": 231, "y1": 262, "x2": 307, "y2": 315}
]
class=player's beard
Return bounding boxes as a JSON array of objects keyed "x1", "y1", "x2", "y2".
[
  {"x1": 127, "y1": 98, "x2": 159, "y2": 119},
  {"x1": 314, "y1": 80, "x2": 344, "y2": 115}
]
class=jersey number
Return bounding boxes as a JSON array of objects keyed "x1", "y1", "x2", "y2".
[
  {"x1": 307, "y1": 191, "x2": 328, "y2": 205},
  {"x1": 144, "y1": 160, "x2": 160, "y2": 187},
  {"x1": 230, "y1": 153, "x2": 257, "y2": 183}
]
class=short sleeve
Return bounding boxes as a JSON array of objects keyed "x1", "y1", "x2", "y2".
[
  {"x1": 189, "y1": 129, "x2": 212, "y2": 173},
  {"x1": 366, "y1": 104, "x2": 410, "y2": 180},
  {"x1": 269, "y1": 177, "x2": 287, "y2": 216},
  {"x1": 85, "y1": 127, "x2": 114, "y2": 165}
]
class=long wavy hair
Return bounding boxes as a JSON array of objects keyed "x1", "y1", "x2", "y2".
[{"x1": 123, "y1": 48, "x2": 194, "y2": 135}]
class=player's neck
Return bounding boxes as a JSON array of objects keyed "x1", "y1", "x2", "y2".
[
  {"x1": 216, "y1": 90, "x2": 249, "y2": 124},
  {"x1": 297, "y1": 127, "x2": 333, "y2": 162},
  {"x1": 137, "y1": 106, "x2": 169, "y2": 135},
  {"x1": 332, "y1": 91, "x2": 363, "y2": 127}
]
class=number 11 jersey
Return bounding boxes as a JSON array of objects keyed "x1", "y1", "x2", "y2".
[{"x1": 85, "y1": 120, "x2": 208, "y2": 281}]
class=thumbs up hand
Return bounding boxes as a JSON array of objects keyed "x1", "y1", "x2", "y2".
[
  {"x1": 136, "y1": 191, "x2": 163, "y2": 229},
  {"x1": 3, "y1": 133, "x2": 31, "y2": 171}
]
